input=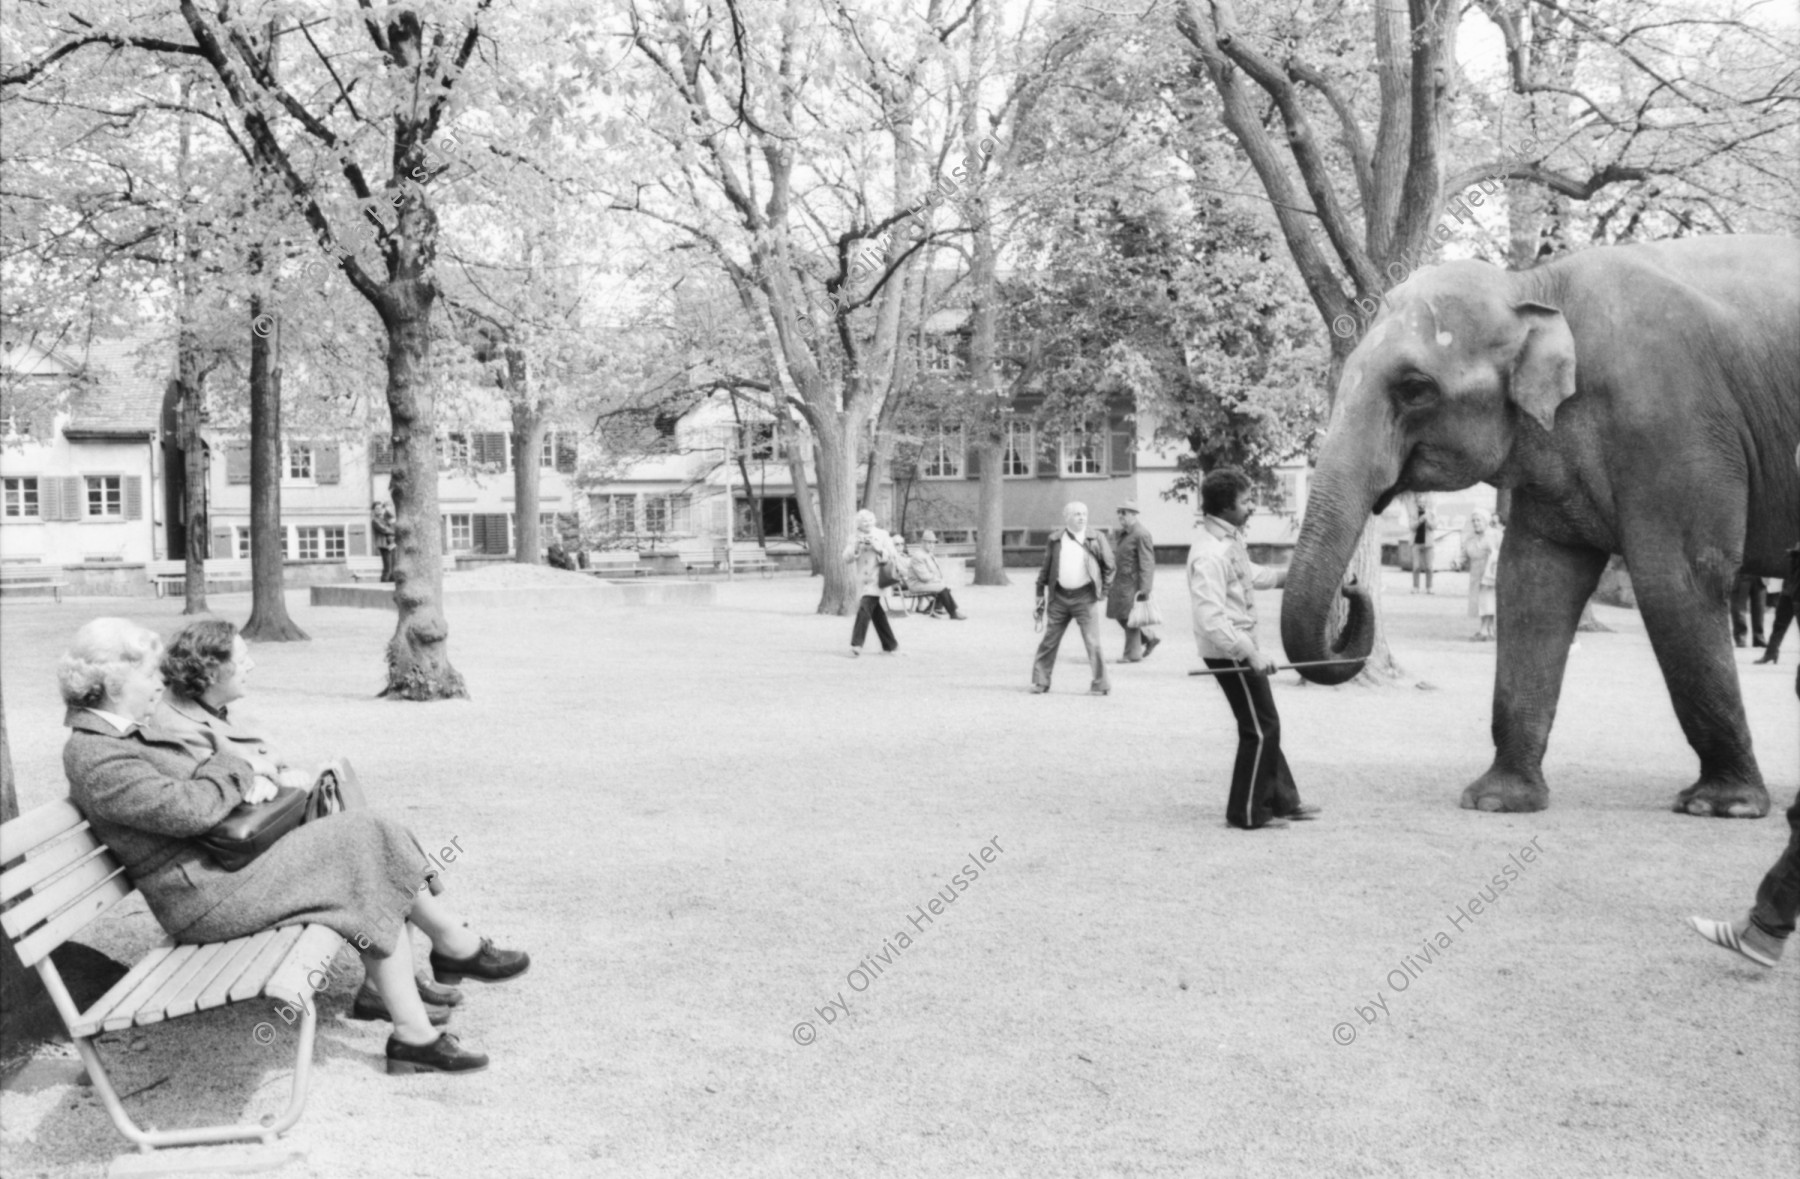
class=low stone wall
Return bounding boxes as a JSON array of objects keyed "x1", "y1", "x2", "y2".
[{"x1": 312, "y1": 580, "x2": 719, "y2": 611}]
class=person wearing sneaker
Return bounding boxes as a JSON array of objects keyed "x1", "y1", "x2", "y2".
[
  {"x1": 58, "y1": 618, "x2": 530, "y2": 1079},
  {"x1": 1187, "y1": 469, "x2": 1321, "y2": 831}
]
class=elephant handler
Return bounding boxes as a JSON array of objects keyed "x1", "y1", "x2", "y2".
[
  {"x1": 1188, "y1": 468, "x2": 1319, "y2": 831},
  {"x1": 1108, "y1": 502, "x2": 1158, "y2": 661}
]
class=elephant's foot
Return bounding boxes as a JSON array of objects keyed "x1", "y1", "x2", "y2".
[
  {"x1": 1460, "y1": 768, "x2": 1550, "y2": 813},
  {"x1": 1673, "y1": 777, "x2": 1769, "y2": 819}
]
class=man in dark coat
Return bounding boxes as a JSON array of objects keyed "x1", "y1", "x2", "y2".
[
  {"x1": 372, "y1": 500, "x2": 397, "y2": 582},
  {"x1": 1107, "y1": 501, "x2": 1157, "y2": 661},
  {"x1": 1031, "y1": 501, "x2": 1115, "y2": 695}
]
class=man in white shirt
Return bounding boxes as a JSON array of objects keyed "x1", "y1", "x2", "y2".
[
  {"x1": 1031, "y1": 502, "x2": 1115, "y2": 695},
  {"x1": 1188, "y1": 468, "x2": 1318, "y2": 830}
]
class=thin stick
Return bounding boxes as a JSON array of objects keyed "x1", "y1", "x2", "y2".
[{"x1": 1187, "y1": 659, "x2": 1366, "y2": 677}]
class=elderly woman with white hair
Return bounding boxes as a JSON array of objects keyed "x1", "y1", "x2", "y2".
[
  {"x1": 842, "y1": 508, "x2": 900, "y2": 656},
  {"x1": 55, "y1": 617, "x2": 527, "y2": 1076}
]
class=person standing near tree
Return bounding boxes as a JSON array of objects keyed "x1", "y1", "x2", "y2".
[
  {"x1": 1107, "y1": 502, "x2": 1158, "y2": 661},
  {"x1": 372, "y1": 501, "x2": 397, "y2": 583},
  {"x1": 1189, "y1": 469, "x2": 1324, "y2": 831},
  {"x1": 1410, "y1": 495, "x2": 1438, "y2": 594},
  {"x1": 1031, "y1": 502, "x2": 1114, "y2": 695},
  {"x1": 1463, "y1": 510, "x2": 1496, "y2": 641}
]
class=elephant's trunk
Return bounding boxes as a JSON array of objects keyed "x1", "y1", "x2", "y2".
[{"x1": 1280, "y1": 429, "x2": 1391, "y2": 684}]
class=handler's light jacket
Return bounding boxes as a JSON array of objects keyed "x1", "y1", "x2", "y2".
[{"x1": 1187, "y1": 515, "x2": 1286, "y2": 662}]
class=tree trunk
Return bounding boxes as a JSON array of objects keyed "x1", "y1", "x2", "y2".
[
  {"x1": 973, "y1": 437, "x2": 1008, "y2": 584},
  {"x1": 383, "y1": 308, "x2": 465, "y2": 699},
  {"x1": 811, "y1": 415, "x2": 862, "y2": 614},
  {"x1": 789, "y1": 432, "x2": 825, "y2": 576},
  {"x1": 241, "y1": 301, "x2": 307, "y2": 642},
  {"x1": 178, "y1": 336, "x2": 209, "y2": 615},
  {"x1": 507, "y1": 350, "x2": 543, "y2": 565}
]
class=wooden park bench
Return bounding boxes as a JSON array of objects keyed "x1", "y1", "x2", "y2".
[
  {"x1": 148, "y1": 558, "x2": 253, "y2": 599},
  {"x1": 584, "y1": 551, "x2": 647, "y2": 578},
  {"x1": 718, "y1": 544, "x2": 777, "y2": 577},
  {"x1": 0, "y1": 563, "x2": 70, "y2": 603},
  {"x1": 0, "y1": 799, "x2": 345, "y2": 1165}
]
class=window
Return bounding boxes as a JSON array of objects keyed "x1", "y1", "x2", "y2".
[
  {"x1": 1061, "y1": 421, "x2": 1104, "y2": 477},
  {"x1": 86, "y1": 476, "x2": 123, "y2": 517},
  {"x1": 921, "y1": 425, "x2": 965, "y2": 479},
  {"x1": 439, "y1": 433, "x2": 470, "y2": 467},
  {"x1": 286, "y1": 444, "x2": 314, "y2": 480},
  {"x1": 294, "y1": 526, "x2": 346, "y2": 560},
  {"x1": 447, "y1": 514, "x2": 473, "y2": 552},
  {"x1": 736, "y1": 422, "x2": 776, "y2": 461},
  {"x1": 3, "y1": 476, "x2": 39, "y2": 518},
  {"x1": 925, "y1": 336, "x2": 958, "y2": 373},
  {"x1": 644, "y1": 494, "x2": 691, "y2": 534},
  {"x1": 236, "y1": 528, "x2": 252, "y2": 558},
  {"x1": 591, "y1": 494, "x2": 636, "y2": 533},
  {"x1": 1002, "y1": 421, "x2": 1033, "y2": 478}
]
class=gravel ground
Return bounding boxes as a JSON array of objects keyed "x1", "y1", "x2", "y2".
[{"x1": 1, "y1": 569, "x2": 1795, "y2": 1178}]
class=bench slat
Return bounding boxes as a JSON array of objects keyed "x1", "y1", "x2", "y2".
[
  {"x1": 0, "y1": 801, "x2": 87, "y2": 868},
  {"x1": 264, "y1": 926, "x2": 348, "y2": 1009},
  {"x1": 99, "y1": 944, "x2": 200, "y2": 1031},
  {"x1": 13, "y1": 875, "x2": 134, "y2": 967},
  {"x1": 194, "y1": 929, "x2": 282, "y2": 1012},
  {"x1": 71, "y1": 940, "x2": 178, "y2": 1037},
  {"x1": 162, "y1": 939, "x2": 253, "y2": 1020},
  {"x1": 132, "y1": 942, "x2": 237, "y2": 1028},
  {"x1": 227, "y1": 926, "x2": 307, "y2": 1004},
  {"x1": 0, "y1": 828, "x2": 107, "y2": 905},
  {"x1": 0, "y1": 855, "x2": 125, "y2": 939}
]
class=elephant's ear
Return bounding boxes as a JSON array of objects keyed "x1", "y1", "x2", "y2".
[{"x1": 1509, "y1": 301, "x2": 1577, "y2": 431}]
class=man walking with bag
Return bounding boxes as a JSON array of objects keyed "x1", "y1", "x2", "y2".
[
  {"x1": 1031, "y1": 502, "x2": 1114, "y2": 695},
  {"x1": 1108, "y1": 501, "x2": 1157, "y2": 661},
  {"x1": 1189, "y1": 469, "x2": 1321, "y2": 830}
]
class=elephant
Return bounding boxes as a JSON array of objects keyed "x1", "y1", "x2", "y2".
[{"x1": 1280, "y1": 235, "x2": 1800, "y2": 817}]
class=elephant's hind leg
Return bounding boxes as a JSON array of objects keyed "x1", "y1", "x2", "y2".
[
  {"x1": 1461, "y1": 518, "x2": 1608, "y2": 813},
  {"x1": 1631, "y1": 560, "x2": 1769, "y2": 818}
]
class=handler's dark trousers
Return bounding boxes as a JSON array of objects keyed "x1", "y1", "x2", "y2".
[
  {"x1": 1032, "y1": 584, "x2": 1108, "y2": 692},
  {"x1": 851, "y1": 594, "x2": 897, "y2": 652},
  {"x1": 1750, "y1": 790, "x2": 1800, "y2": 942},
  {"x1": 1204, "y1": 658, "x2": 1301, "y2": 829},
  {"x1": 1732, "y1": 574, "x2": 1766, "y2": 645}
]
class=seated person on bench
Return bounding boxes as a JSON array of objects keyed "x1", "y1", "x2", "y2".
[
  {"x1": 57, "y1": 617, "x2": 530, "y2": 1077},
  {"x1": 906, "y1": 531, "x2": 967, "y2": 620}
]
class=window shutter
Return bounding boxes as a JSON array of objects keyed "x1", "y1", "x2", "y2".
[
  {"x1": 225, "y1": 441, "x2": 250, "y2": 484},
  {"x1": 482, "y1": 513, "x2": 511, "y2": 554},
  {"x1": 58, "y1": 476, "x2": 82, "y2": 520},
  {"x1": 555, "y1": 434, "x2": 578, "y2": 474},
  {"x1": 966, "y1": 442, "x2": 981, "y2": 479},
  {"x1": 210, "y1": 526, "x2": 233, "y2": 558},
  {"x1": 315, "y1": 442, "x2": 341, "y2": 484},
  {"x1": 470, "y1": 515, "x2": 488, "y2": 553},
  {"x1": 1036, "y1": 433, "x2": 1058, "y2": 478},
  {"x1": 347, "y1": 522, "x2": 368, "y2": 555},
  {"x1": 124, "y1": 475, "x2": 143, "y2": 520},
  {"x1": 478, "y1": 432, "x2": 508, "y2": 468},
  {"x1": 441, "y1": 515, "x2": 449, "y2": 550},
  {"x1": 1109, "y1": 417, "x2": 1134, "y2": 475},
  {"x1": 37, "y1": 477, "x2": 60, "y2": 521},
  {"x1": 369, "y1": 433, "x2": 394, "y2": 473}
]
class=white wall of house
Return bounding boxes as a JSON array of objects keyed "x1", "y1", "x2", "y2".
[
  {"x1": 204, "y1": 433, "x2": 375, "y2": 562},
  {"x1": 370, "y1": 427, "x2": 583, "y2": 557},
  {"x1": 1, "y1": 415, "x2": 159, "y2": 567}
]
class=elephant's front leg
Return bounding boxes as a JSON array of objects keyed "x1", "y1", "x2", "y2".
[
  {"x1": 1630, "y1": 551, "x2": 1769, "y2": 819},
  {"x1": 1461, "y1": 520, "x2": 1608, "y2": 813}
]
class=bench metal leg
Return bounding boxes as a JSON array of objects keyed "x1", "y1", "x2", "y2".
[{"x1": 70, "y1": 1000, "x2": 319, "y2": 1153}]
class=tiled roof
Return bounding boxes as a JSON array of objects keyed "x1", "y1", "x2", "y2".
[{"x1": 65, "y1": 334, "x2": 172, "y2": 434}]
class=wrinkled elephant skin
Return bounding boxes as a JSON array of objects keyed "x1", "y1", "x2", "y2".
[{"x1": 1280, "y1": 235, "x2": 1800, "y2": 818}]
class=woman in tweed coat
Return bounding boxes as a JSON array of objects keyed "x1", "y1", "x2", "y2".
[{"x1": 58, "y1": 617, "x2": 526, "y2": 1076}]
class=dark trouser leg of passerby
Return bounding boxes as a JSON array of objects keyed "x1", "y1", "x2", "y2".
[
  {"x1": 1069, "y1": 588, "x2": 1109, "y2": 693},
  {"x1": 851, "y1": 594, "x2": 898, "y2": 653},
  {"x1": 1031, "y1": 591, "x2": 1076, "y2": 690},
  {"x1": 380, "y1": 548, "x2": 395, "y2": 581},
  {"x1": 932, "y1": 590, "x2": 962, "y2": 617},
  {"x1": 1750, "y1": 791, "x2": 1800, "y2": 947},
  {"x1": 1205, "y1": 658, "x2": 1300, "y2": 829},
  {"x1": 1758, "y1": 582, "x2": 1794, "y2": 663},
  {"x1": 1732, "y1": 574, "x2": 1766, "y2": 646},
  {"x1": 1120, "y1": 621, "x2": 1145, "y2": 662}
]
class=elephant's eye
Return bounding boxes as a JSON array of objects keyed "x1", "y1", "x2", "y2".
[{"x1": 1393, "y1": 377, "x2": 1438, "y2": 409}]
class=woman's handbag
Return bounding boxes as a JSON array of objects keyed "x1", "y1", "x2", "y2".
[
  {"x1": 1127, "y1": 597, "x2": 1164, "y2": 640},
  {"x1": 877, "y1": 558, "x2": 901, "y2": 589},
  {"x1": 197, "y1": 786, "x2": 310, "y2": 872}
]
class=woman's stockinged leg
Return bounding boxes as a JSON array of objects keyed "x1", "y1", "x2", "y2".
[
  {"x1": 363, "y1": 939, "x2": 437, "y2": 1045},
  {"x1": 408, "y1": 890, "x2": 484, "y2": 958}
]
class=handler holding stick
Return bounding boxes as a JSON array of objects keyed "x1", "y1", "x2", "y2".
[{"x1": 1188, "y1": 468, "x2": 1319, "y2": 831}]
